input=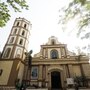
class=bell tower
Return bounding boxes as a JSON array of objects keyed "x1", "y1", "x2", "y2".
[{"x1": 2, "y1": 17, "x2": 31, "y2": 60}]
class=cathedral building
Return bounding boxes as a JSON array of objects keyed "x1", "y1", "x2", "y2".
[{"x1": 0, "y1": 18, "x2": 90, "y2": 90}]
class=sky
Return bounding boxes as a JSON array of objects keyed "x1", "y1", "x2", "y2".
[{"x1": 0, "y1": 0, "x2": 88, "y2": 55}]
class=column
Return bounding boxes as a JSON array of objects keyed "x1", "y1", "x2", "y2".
[
  {"x1": 38, "y1": 65, "x2": 43, "y2": 87},
  {"x1": 45, "y1": 66, "x2": 48, "y2": 87}
]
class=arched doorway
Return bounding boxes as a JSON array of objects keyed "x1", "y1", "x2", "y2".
[{"x1": 51, "y1": 71, "x2": 62, "y2": 89}]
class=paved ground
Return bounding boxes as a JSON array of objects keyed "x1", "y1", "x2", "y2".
[
  {"x1": 0, "y1": 87, "x2": 90, "y2": 90},
  {"x1": 52, "y1": 88, "x2": 90, "y2": 90},
  {"x1": 67, "y1": 88, "x2": 90, "y2": 90}
]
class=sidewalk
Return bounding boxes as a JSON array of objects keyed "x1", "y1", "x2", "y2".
[{"x1": 67, "y1": 88, "x2": 90, "y2": 90}]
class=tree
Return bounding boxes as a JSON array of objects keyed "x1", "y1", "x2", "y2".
[
  {"x1": 0, "y1": 0, "x2": 29, "y2": 27},
  {"x1": 74, "y1": 76, "x2": 88, "y2": 87},
  {"x1": 59, "y1": 0, "x2": 90, "y2": 54},
  {"x1": 59, "y1": 0, "x2": 90, "y2": 37}
]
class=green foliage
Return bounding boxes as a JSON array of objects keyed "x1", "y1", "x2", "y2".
[
  {"x1": 59, "y1": 0, "x2": 90, "y2": 36},
  {"x1": 59, "y1": 0, "x2": 90, "y2": 54},
  {"x1": 0, "y1": 0, "x2": 29, "y2": 27},
  {"x1": 74, "y1": 76, "x2": 87, "y2": 87},
  {"x1": 0, "y1": 2, "x2": 10, "y2": 27}
]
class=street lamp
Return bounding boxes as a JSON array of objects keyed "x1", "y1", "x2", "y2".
[{"x1": 15, "y1": 50, "x2": 33, "y2": 90}]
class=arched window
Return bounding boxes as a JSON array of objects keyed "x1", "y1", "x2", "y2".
[
  {"x1": 13, "y1": 29, "x2": 17, "y2": 34},
  {"x1": 4, "y1": 48, "x2": 11, "y2": 58},
  {"x1": 51, "y1": 39, "x2": 55, "y2": 45},
  {"x1": 19, "y1": 39, "x2": 23, "y2": 45},
  {"x1": 50, "y1": 50, "x2": 58, "y2": 59},
  {"x1": 22, "y1": 30, "x2": 25, "y2": 36},
  {"x1": 16, "y1": 49, "x2": 21, "y2": 58},
  {"x1": 17, "y1": 22, "x2": 19, "y2": 26},
  {"x1": 9, "y1": 37, "x2": 14, "y2": 43},
  {"x1": 31, "y1": 67, "x2": 38, "y2": 79},
  {"x1": 24, "y1": 24, "x2": 26, "y2": 28}
]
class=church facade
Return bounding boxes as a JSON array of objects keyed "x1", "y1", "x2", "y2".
[
  {"x1": 0, "y1": 18, "x2": 90, "y2": 90},
  {"x1": 24, "y1": 36, "x2": 90, "y2": 90}
]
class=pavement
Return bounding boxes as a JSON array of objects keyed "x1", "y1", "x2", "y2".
[
  {"x1": 67, "y1": 88, "x2": 90, "y2": 90},
  {"x1": 51, "y1": 88, "x2": 90, "y2": 90}
]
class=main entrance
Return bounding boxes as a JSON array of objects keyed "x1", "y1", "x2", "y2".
[{"x1": 51, "y1": 71, "x2": 62, "y2": 89}]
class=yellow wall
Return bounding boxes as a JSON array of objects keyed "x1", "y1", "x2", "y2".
[
  {"x1": 17, "y1": 62, "x2": 24, "y2": 83},
  {"x1": 73, "y1": 65, "x2": 81, "y2": 77},
  {"x1": 82, "y1": 64, "x2": 90, "y2": 77},
  {"x1": 0, "y1": 60, "x2": 13, "y2": 85}
]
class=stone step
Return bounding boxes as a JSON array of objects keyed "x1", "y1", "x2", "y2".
[{"x1": 0, "y1": 87, "x2": 48, "y2": 90}]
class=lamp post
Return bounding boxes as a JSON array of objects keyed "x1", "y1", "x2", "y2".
[
  {"x1": 28, "y1": 50, "x2": 33, "y2": 86},
  {"x1": 15, "y1": 50, "x2": 33, "y2": 90},
  {"x1": 28, "y1": 50, "x2": 33, "y2": 69}
]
